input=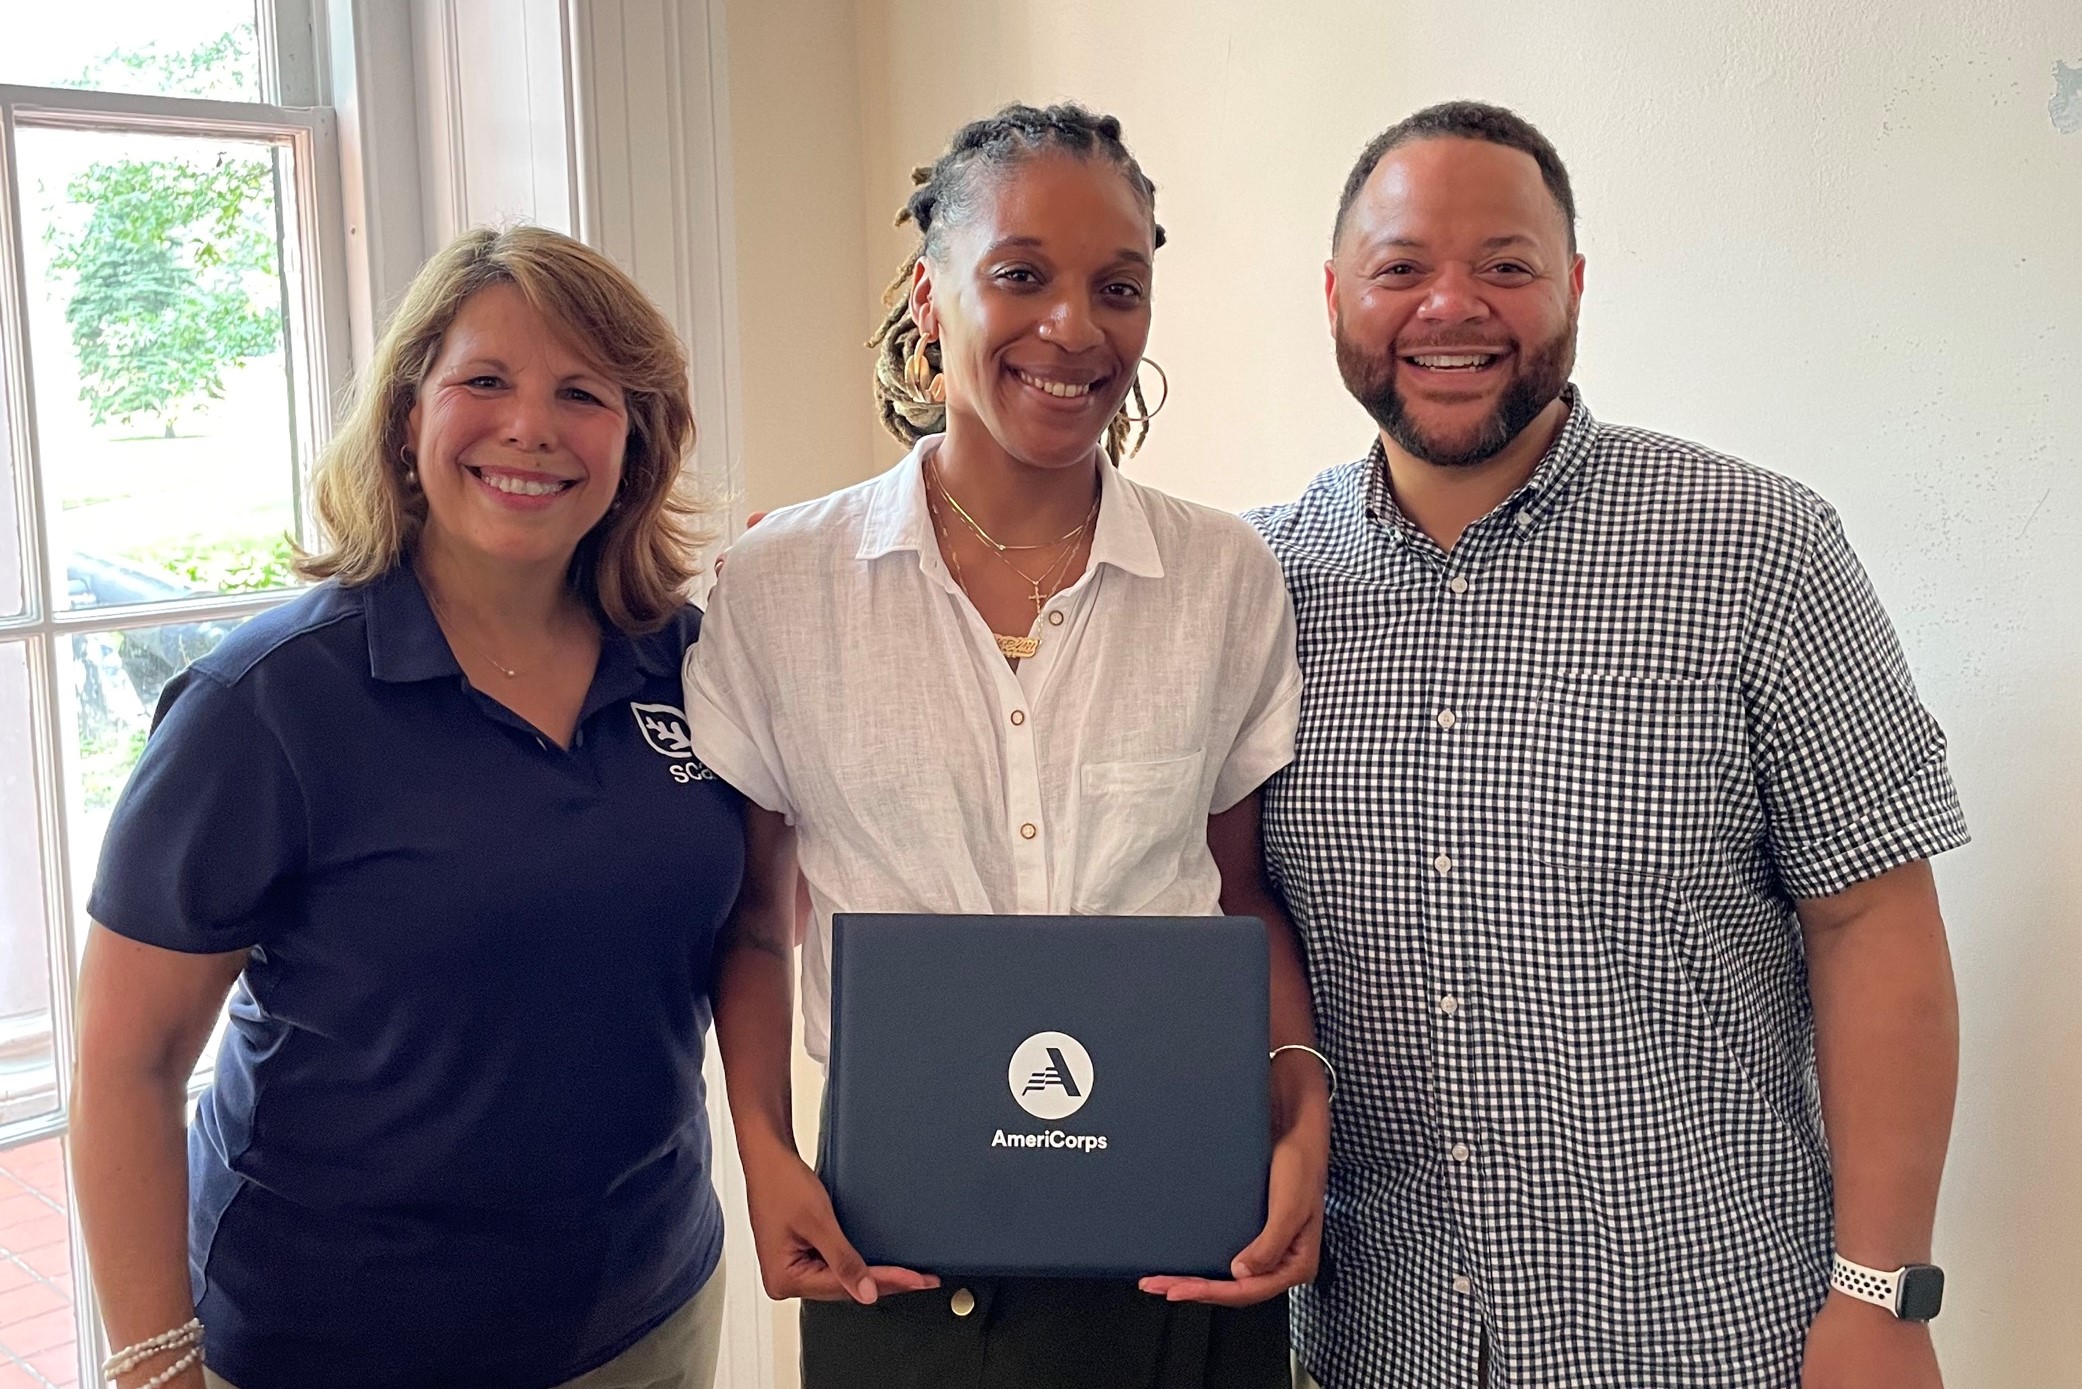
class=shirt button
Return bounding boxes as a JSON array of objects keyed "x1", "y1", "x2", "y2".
[
  {"x1": 1514, "y1": 511, "x2": 1533, "y2": 529},
  {"x1": 1047, "y1": 610, "x2": 1065, "y2": 626},
  {"x1": 950, "y1": 1288, "x2": 976, "y2": 1317},
  {"x1": 1010, "y1": 710, "x2": 1026, "y2": 726},
  {"x1": 1435, "y1": 709, "x2": 1458, "y2": 730},
  {"x1": 1447, "y1": 577, "x2": 1469, "y2": 595},
  {"x1": 1433, "y1": 853, "x2": 1454, "y2": 875},
  {"x1": 1439, "y1": 995, "x2": 1460, "y2": 1016},
  {"x1": 1452, "y1": 1275, "x2": 1474, "y2": 1296},
  {"x1": 1020, "y1": 823, "x2": 1038, "y2": 840},
  {"x1": 1450, "y1": 1143, "x2": 1471, "y2": 1163}
]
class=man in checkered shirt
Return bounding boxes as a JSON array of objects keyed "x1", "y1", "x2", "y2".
[{"x1": 1250, "y1": 103, "x2": 1968, "y2": 1389}]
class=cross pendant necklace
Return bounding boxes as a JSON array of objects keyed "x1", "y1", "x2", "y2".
[{"x1": 927, "y1": 460, "x2": 1094, "y2": 662}]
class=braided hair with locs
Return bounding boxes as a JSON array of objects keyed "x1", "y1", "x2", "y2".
[{"x1": 867, "y1": 102, "x2": 1167, "y2": 466}]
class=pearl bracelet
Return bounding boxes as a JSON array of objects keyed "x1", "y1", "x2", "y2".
[
  {"x1": 103, "y1": 1318, "x2": 202, "y2": 1379},
  {"x1": 1270, "y1": 1043, "x2": 1338, "y2": 1103},
  {"x1": 124, "y1": 1343, "x2": 202, "y2": 1389}
]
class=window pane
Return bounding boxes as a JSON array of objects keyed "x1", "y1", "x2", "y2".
[
  {"x1": 59, "y1": 615, "x2": 247, "y2": 931},
  {"x1": 0, "y1": 354, "x2": 22, "y2": 619},
  {"x1": 0, "y1": 646, "x2": 56, "y2": 1131},
  {"x1": 59, "y1": 618, "x2": 248, "y2": 1081},
  {"x1": 0, "y1": 1137, "x2": 79, "y2": 1389},
  {"x1": 17, "y1": 127, "x2": 304, "y2": 614},
  {"x1": 1, "y1": 4, "x2": 260, "y2": 102}
]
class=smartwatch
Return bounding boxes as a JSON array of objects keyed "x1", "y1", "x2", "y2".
[{"x1": 1831, "y1": 1254, "x2": 1945, "y2": 1323}]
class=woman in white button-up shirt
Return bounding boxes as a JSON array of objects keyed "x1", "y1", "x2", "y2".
[{"x1": 687, "y1": 103, "x2": 1329, "y2": 1389}]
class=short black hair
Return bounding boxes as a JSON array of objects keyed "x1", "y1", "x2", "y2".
[
  {"x1": 868, "y1": 102, "x2": 1166, "y2": 464},
  {"x1": 1332, "y1": 101, "x2": 1577, "y2": 252},
  {"x1": 904, "y1": 102, "x2": 1163, "y2": 260}
]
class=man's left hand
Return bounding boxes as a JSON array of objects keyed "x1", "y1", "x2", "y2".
[{"x1": 1801, "y1": 1291, "x2": 1943, "y2": 1389}]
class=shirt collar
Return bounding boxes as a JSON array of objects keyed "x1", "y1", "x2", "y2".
[
  {"x1": 624, "y1": 625, "x2": 675, "y2": 678},
  {"x1": 364, "y1": 565, "x2": 462, "y2": 684},
  {"x1": 1363, "y1": 385, "x2": 1601, "y2": 543},
  {"x1": 858, "y1": 433, "x2": 1165, "y2": 580},
  {"x1": 1511, "y1": 386, "x2": 1600, "y2": 533},
  {"x1": 362, "y1": 562, "x2": 666, "y2": 687}
]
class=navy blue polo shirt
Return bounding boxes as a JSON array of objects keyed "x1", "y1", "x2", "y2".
[{"x1": 88, "y1": 567, "x2": 744, "y2": 1389}]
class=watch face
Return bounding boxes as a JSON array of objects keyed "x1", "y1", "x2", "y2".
[{"x1": 1897, "y1": 1264, "x2": 1945, "y2": 1322}]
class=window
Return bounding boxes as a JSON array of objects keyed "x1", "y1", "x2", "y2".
[{"x1": 0, "y1": 3, "x2": 344, "y2": 1380}]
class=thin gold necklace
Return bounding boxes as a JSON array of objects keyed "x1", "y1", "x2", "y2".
[
  {"x1": 927, "y1": 472, "x2": 1093, "y2": 661},
  {"x1": 424, "y1": 588, "x2": 529, "y2": 679},
  {"x1": 932, "y1": 456, "x2": 1097, "y2": 554},
  {"x1": 930, "y1": 458, "x2": 1099, "y2": 607}
]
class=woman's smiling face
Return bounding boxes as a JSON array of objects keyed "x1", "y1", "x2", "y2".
[
  {"x1": 913, "y1": 152, "x2": 1156, "y2": 473},
  {"x1": 406, "y1": 283, "x2": 630, "y2": 572}
]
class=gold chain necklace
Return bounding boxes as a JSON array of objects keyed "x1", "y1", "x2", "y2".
[
  {"x1": 927, "y1": 467, "x2": 1096, "y2": 661},
  {"x1": 930, "y1": 457, "x2": 1100, "y2": 605},
  {"x1": 424, "y1": 588, "x2": 530, "y2": 679},
  {"x1": 934, "y1": 459, "x2": 1096, "y2": 553}
]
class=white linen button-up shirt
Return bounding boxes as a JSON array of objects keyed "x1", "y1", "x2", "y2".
[{"x1": 684, "y1": 436, "x2": 1301, "y2": 1063}]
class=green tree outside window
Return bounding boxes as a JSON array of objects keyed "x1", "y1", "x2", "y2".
[{"x1": 44, "y1": 25, "x2": 282, "y2": 437}]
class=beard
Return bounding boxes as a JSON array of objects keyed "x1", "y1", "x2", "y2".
[{"x1": 1335, "y1": 316, "x2": 1576, "y2": 469}]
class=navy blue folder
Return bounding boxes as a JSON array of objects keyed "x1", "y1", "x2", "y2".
[{"x1": 823, "y1": 913, "x2": 1270, "y2": 1279}]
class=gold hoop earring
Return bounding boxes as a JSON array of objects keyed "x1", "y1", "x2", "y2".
[
  {"x1": 1118, "y1": 358, "x2": 1169, "y2": 423},
  {"x1": 906, "y1": 338, "x2": 946, "y2": 404}
]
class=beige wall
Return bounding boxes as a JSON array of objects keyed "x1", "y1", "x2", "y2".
[
  {"x1": 722, "y1": 0, "x2": 885, "y2": 515},
  {"x1": 715, "y1": 11, "x2": 879, "y2": 1377},
  {"x1": 727, "y1": 2, "x2": 2082, "y2": 1384}
]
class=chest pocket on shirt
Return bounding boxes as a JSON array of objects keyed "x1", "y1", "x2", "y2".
[
  {"x1": 1528, "y1": 671, "x2": 1738, "y2": 876},
  {"x1": 1072, "y1": 748, "x2": 1208, "y2": 913}
]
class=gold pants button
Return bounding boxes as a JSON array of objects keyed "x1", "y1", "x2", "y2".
[{"x1": 950, "y1": 1287, "x2": 976, "y2": 1317}]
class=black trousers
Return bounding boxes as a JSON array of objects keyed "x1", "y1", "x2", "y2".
[{"x1": 800, "y1": 1278, "x2": 1291, "y2": 1389}]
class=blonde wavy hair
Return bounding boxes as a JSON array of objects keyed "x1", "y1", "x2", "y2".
[{"x1": 296, "y1": 225, "x2": 707, "y2": 634}]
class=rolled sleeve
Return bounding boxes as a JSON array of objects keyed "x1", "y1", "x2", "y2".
[
  {"x1": 1210, "y1": 551, "x2": 1303, "y2": 813},
  {"x1": 86, "y1": 669, "x2": 307, "y2": 953},
  {"x1": 1754, "y1": 509, "x2": 1969, "y2": 900},
  {"x1": 682, "y1": 583, "x2": 795, "y2": 819}
]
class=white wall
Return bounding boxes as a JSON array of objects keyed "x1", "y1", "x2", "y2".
[{"x1": 718, "y1": 1, "x2": 2079, "y2": 1383}]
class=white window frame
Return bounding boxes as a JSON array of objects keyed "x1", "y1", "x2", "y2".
[{"x1": 0, "y1": 3, "x2": 350, "y2": 1380}]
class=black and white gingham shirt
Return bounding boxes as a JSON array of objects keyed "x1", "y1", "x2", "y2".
[{"x1": 1248, "y1": 390, "x2": 1968, "y2": 1388}]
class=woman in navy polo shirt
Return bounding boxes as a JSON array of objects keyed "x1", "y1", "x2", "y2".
[{"x1": 70, "y1": 226, "x2": 741, "y2": 1389}]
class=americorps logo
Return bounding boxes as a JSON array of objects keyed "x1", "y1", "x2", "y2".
[
  {"x1": 1008, "y1": 1031, "x2": 1094, "y2": 1121},
  {"x1": 630, "y1": 703, "x2": 717, "y2": 784}
]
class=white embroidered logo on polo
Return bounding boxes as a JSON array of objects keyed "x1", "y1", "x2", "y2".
[{"x1": 630, "y1": 702, "x2": 717, "y2": 782}]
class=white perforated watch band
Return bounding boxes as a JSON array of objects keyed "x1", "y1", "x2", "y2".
[{"x1": 1831, "y1": 1254, "x2": 1902, "y2": 1313}]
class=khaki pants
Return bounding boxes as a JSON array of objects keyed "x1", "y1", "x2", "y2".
[{"x1": 203, "y1": 1260, "x2": 726, "y2": 1389}]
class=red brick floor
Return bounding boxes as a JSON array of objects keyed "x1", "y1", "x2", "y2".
[{"x1": 0, "y1": 1140, "x2": 77, "y2": 1388}]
